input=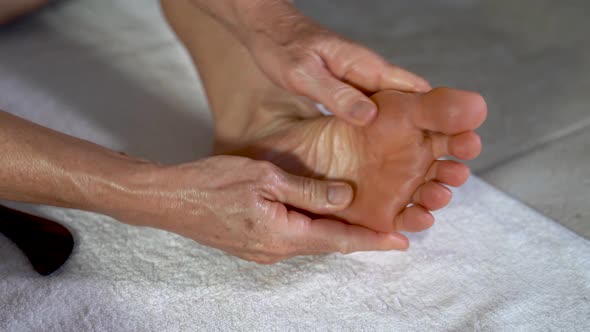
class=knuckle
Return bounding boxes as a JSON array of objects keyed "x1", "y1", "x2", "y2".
[
  {"x1": 254, "y1": 161, "x2": 283, "y2": 184},
  {"x1": 256, "y1": 160, "x2": 280, "y2": 175},
  {"x1": 246, "y1": 237, "x2": 292, "y2": 264},
  {"x1": 252, "y1": 159, "x2": 275, "y2": 171},
  {"x1": 284, "y1": 61, "x2": 309, "y2": 87},
  {"x1": 329, "y1": 84, "x2": 358, "y2": 104},
  {"x1": 283, "y1": 53, "x2": 321, "y2": 89},
  {"x1": 300, "y1": 178, "x2": 318, "y2": 203}
]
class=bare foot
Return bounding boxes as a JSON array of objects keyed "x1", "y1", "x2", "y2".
[
  {"x1": 162, "y1": 0, "x2": 487, "y2": 235},
  {"x1": 217, "y1": 88, "x2": 487, "y2": 233}
]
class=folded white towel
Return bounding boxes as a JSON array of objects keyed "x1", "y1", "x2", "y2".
[
  {"x1": 0, "y1": 0, "x2": 588, "y2": 330},
  {"x1": 2, "y1": 177, "x2": 589, "y2": 331}
]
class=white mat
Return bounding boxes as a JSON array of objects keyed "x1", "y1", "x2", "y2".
[{"x1": 1, "y1": 1, "x2": 589, "y2": 330}]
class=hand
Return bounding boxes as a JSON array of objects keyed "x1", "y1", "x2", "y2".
[
  {"x1": 189, "y1": 0, "x2": 431, "y2": 126},
  {"x1": 111, "y1": 155, "x2": 407, "y2": 264},
  {"x1": 239, "y1": 1, "x2": 430, "y2": 125}
]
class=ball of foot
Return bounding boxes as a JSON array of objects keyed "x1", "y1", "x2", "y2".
[{"x1": 228, "y1": 88, "x2": 487, "y2": 233}]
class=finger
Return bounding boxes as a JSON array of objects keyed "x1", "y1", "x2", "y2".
[
  {"x1": 412, "y1": 181, "x2": 452, "y2": 211},
  {"x1": 290, "y1": 215, "x2": 409, "y2": 255},
  {"x1": 270, "y1": 169, "x2": 355, "y2": 215},
  {"x1": 286, "y1": 64, "x2": 377, "y2": 126},
  {"x1": 376, "y1": 63, "x2": 432, "y2": 93},
  {"x1": 425, "y1": 160, "x2": 470, "y2": 187},
  {"x1": 394, "y1": 205, "x2": 434, "y2": 233},
  {"x1": 319, "y1": 39, "x2": 431, "y2": 93}
]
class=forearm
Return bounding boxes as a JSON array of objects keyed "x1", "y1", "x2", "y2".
[
  {"x1": 162, "y1": 0, "x2": 307, "y2": 151},
  {"x1": 0, "y1": 110, "x2": 155, "y2": 215},
  {"x1": 187, "y1": 0, "x2": 299, "y2": 46},
  {"x1": 162, "y1": 1, "x2": 263, "y2": 142}
]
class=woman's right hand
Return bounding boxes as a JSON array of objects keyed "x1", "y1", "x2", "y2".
[
  {"x1": 111, "y1": 155, "x2": 407, "y2": 264},
  {"x1": 184, "y1": 0, "x2": 430, "y2": 126}
]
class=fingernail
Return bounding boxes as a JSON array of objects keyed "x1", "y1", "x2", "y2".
[
  {"x1": 327, "y1": 183, "x2": 353, "y2": 205},
  {"x1": 415, "y1": 79, "x2": 432, "y2": 92},
  {"x1": 349, "y1": 100, "x2": 376, "y2": 125}
]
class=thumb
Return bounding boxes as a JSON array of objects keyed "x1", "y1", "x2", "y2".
[
  {"x1": 285, "y1": 64, "x2": 378, "y2": 126},
  {"x1": 273, "y1": 171, "x2": 354, "y2": 215}
]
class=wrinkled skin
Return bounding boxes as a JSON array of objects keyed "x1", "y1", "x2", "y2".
[
  {"x1": 219, "y1": 88, "x2": 487, "y2": 233},
  {"x1": 240, "y1": 4, "x2": 431, "y2": 125},
  {"x1": 183, "y1": 0, "x2": 430, "y2": 126},
  {"x1": 4, "y1": 0, "x2": 430, "y2": 125},
  {"x1": 161, "y1": 0, "x2": 487, "y2": 235},
  {"x1": 108, "y1": 155, "x2": 408, "y2": 264},
  {"x1": 1, "y1": 0, "x2": 486, "y2": 264}
]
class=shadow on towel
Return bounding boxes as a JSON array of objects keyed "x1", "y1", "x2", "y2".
[
  {"x1": 0, "y1": 11, "x2": 218, "y2": 276},
  {"x1": 0, "y1": 12, "x2": 214, "y2": 165}
]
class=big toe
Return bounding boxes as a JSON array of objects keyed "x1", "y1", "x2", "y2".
[{"x1": 414, "y1": 87, "x2": 487, "y2": 135}]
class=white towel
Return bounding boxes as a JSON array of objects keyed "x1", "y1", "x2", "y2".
[
  {"x1": 2, "y1": 179, "x2": 589, "y2": 331},
  {"x1": 0, "y1": 0, "x2": 588, "y2": 330}
]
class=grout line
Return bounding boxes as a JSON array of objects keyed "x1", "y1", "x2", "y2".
[{"x1": 475, "y1": 116, "x2": 590, "y2": 175}]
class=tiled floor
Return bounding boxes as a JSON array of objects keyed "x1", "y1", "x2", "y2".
[{"x1": 298, "y1": 0, "x2": 590, "y2": 238}]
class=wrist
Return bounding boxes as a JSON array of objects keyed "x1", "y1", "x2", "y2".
[
  {"x1": 74, "y1": 152, "x2": 162, "y2": 221},
  {"x1": 189, "y1": 0, "x2": 299, "y2": 45},
  {"x1": 96, "y1": 160, "x2": 208, "y2": 230}
]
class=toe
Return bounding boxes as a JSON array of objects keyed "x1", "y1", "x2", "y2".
[
  {"x1": 449, "y1": 131, "x2": 482, "y2": 160},
  {"x1": 431, "y1": 131, "x2": 482, "y2": 160},
  {"x1": 394, "y1": 205, "x2": 435, "y2": 233},
  {"x1": 426, "y1": 160, "x2": 470, "y2": 187},
  {"x1": 412, "y1": 181, "x2": 452, "y2": 211},
  {"x1": 413, "y1": 88, "x2": 487, "y2": 135},
  {"x1": 430, "y1": 132, "x2": 450, "y2": 158}
]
